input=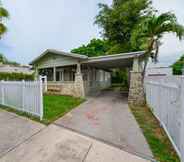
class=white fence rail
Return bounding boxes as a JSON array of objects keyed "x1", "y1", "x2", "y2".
[
  {"x1": 0, "y1": 80, "x2": 43, "y2": 120},
  {"x1": 145, "y1": 79, "x2": 184, "y2": 161}
]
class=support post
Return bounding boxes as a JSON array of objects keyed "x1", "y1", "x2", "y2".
[
  {"x1": 132, "y1": 57, "x2": 139, "y2": 72},
  {"x1": 128, "y1": 57, "x2": 145, "y2": 106},
  {"x1": 75, "y1": 63, "x2": 85, "y2": 98},
  {"x1": 53, "y1": 67, "x2": 56, "y2": 82}
]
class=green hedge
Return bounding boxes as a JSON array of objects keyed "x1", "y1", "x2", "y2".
[{"x1": 0, "y1": 72, "x2": 34, "y2": 81}]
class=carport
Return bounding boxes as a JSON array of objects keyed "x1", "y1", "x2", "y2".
[
  {"x1": 31, "y1": 49, "x2": 145, "y2": 106},
  {"x1": 82, "y1": 51, "x2": 145, "y2": 105}
]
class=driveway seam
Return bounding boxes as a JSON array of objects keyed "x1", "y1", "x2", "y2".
[{"x1": 82, "y1": 143, "x2": 93, "y2": 162}]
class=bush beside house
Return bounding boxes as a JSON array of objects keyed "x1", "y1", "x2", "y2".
[
  {"x1": 172, "y1": 55, "x2": 184, "y2": 75},
  {"x1": 0, "y1": 72, "x2": 34, "y2": 81}
]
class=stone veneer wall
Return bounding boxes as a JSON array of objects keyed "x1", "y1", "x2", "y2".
[
  {"x1": 128, "y1": 71, "x2": 145, "y2": 106},
  {"x1": 74, "y1": 74, "x2": 85, "y2": 98},
  {"x1": 46, "y1": 75, "x2": 85, "y2": 98},
  {"x1": 47, "y1": 82, "x2": 76, "y2": 96}
]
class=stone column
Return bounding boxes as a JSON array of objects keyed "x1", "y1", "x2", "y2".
[
  {"x1": 128, "y1": 57, "x2": 145, "y2": 106},
  {"x1": 74, "y1": 63, "x2": 85, "y2": 98}
]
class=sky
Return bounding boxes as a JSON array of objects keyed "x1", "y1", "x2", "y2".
[{"x1": 0, "y1": 0, "x2": 183, "y2": 65}]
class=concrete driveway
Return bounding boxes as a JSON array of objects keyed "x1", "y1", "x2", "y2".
[
  {"x1": 0, "y1": 100, "x2": 153, "y2": 162},
  {"x1": 0, "y1": 109, "x2": 44, "y2": 158},
  {"x1": 55, "y1": 90, "x2": 153, "y2": 159}
]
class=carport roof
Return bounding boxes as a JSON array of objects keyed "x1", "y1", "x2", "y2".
[
  {"x1": 30, "y1": 49, "x2": 145, "y2": 69},
  {"x1": 82, "y1": 51, "x2": 145, "y2": 69}
]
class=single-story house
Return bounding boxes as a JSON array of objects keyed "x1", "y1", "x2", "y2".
[
  {"x1": 146, "y1": 66, "x2": 172, "y2": 76},
  {"x1": 0, "y1": 64, "x2": 33, "y2": 74},
  {"x1": 30, "y1": 49, "x2": 145, "y2": 105}
]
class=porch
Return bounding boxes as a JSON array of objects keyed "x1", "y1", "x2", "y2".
[{"x1": 37, "y1": 64, "x2": 111, "y2": 97}]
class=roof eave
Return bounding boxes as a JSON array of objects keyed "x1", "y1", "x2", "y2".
[
  {"x1": 29, "y1": 49, "x2": 88, "y2": 65},
  {"x1": 82, "y1": 51, "x2": 145, "y2": 64}
]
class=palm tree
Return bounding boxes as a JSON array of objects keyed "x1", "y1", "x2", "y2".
[
  {"x1": 131, "y1": 12, "x2": 184, "y2": 78},
  {"x1": 0, "y1": 2, "x2": 9, "y2": 37}
]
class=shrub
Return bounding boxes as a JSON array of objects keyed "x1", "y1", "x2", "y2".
[
  {"x1": 111, "y1": 69, "x2": 129, "y2": 88},
  {"x1": 172, "y1": 55, "x2": 184, "y2": 75},
  {"x1": 0, "y1": 72, "x2": 34, "y2": 81}
]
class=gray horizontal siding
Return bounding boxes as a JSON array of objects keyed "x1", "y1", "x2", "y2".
[{"x1": 36, "y1": 54, "x2": 78, "y2": 69}]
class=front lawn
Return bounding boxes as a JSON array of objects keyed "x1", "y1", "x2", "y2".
[
  {"x1": 42, "y1": 95, "x2": 84, "y2": 124},
  {"x1": 130, "y1": 105, "x2": 180, "y2": 162},
  {"x1": 0, "y1": 95, "x2": 84, "y2": 125}
]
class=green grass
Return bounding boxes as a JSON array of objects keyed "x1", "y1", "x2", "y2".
[
  {"x1": 0, "y1": 105, "x2": 41, "y2": 122},
  {"x1": 130, "y1": 105, "x2": 180, "y2": 162},
  {"x1": 42, "y1": 95, "x2": 84, "y2": 124},
  {"x1": 0, "y1": 95, "x2": 84, "y2": 125}
]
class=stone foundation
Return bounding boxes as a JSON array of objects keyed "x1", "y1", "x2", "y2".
[
  {"x1": 128, "y1": 71, "x2": 145, "y2": 106},
  {"x1": 46, "y1": 82, "x2": 76, "y2": 96}
]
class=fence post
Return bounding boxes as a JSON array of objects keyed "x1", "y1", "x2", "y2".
[
  {"x1": 1, "y1": 80, "x2": 4, "y2": 105},
  {"x1": 44, "y1": 76, "x2": 47, "y2": 92},
  {"x1": 39, "y1": 76, "x2": 43, "y2": 120},
  {"x1": 180, "y1": 77, "x2": 184, "y2": 161},
  {"x1": 22, "y1": 80, "x2": 25, "y2": 111}
]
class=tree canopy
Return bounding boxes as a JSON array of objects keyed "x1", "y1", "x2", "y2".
[
  {"x1": 131, "y1": 12, "x2": 184, "y2": 76},
  {"x1": 172, "y1": 54, "x2": 184, "y2": 75},
  {"x1": 71, "y1": 0, "x2": 184, "y2": 81},
  {"x1": 72, "y1": 0, "x2": 154, "y2": 56},
  {"x1": 71, "y1": 38, "x2": 110, "y2": 57},
  {"x1": 95, "y1": 0, "x2": 153, "y2": 54},
  {"x1": 0, "y1": 1, "x2": 9, "y2": 37}
]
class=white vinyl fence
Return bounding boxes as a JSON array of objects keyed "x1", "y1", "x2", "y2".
[
  {"x1": 0, "y1": 79, "x2": 43, "y2": 120},
  {"x1": 145, "y1": 79, "x2": 184, "y2": 162}
]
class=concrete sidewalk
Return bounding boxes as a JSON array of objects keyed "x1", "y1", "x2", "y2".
[
  {"x1": 0, "y1": 124, "x2": 152, "y2": 162},
  {"x1": 0, "y1": 109, "x2": 44, "y2": 158}
]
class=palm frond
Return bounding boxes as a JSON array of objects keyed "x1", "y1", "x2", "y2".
[
  {"x1": 0, "y1": 23, "x2": 7, "y2": 35},
  {"x1": 0, "y1": 7, "x2": 9, "y2": 18},
  {"x1": 156, "y1": 12, "x2": 176, "y2": 25}
]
